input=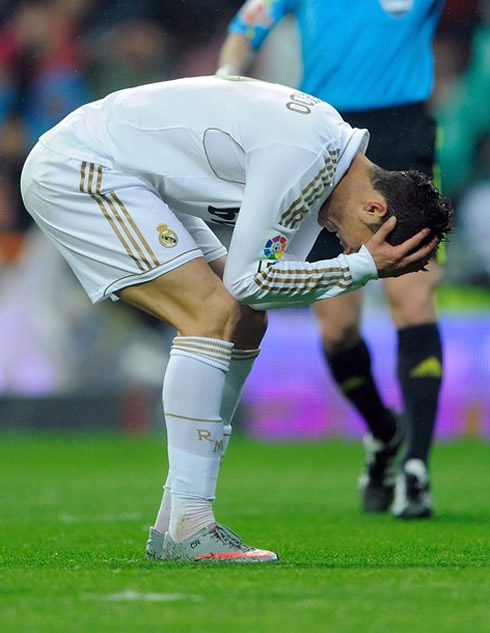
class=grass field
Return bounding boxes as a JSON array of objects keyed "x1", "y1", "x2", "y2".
[{"x1": 0, "y1": 433, "x2": 489, "y2": 633}]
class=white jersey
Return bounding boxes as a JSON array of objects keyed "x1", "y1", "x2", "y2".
[{"x1": 27, "y1": 76, "x2": 378, "y2": 307}]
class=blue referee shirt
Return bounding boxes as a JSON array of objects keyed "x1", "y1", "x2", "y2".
[{"x1": 228, "y1": 0, "x2": 444, "y2": 111}]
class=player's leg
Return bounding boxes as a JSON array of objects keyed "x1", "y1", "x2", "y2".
[
  {"x1": 122, "y1": 261, "x2": 276, "y2": 562},
  {"x1": 308, "y1": 226, "x2": 402, "y2": 511},
  {"x1": 308, "y1": 229, "x2": 397, "y2": 442},
  {"x1": 137, "y1": 217, "x2": 272, "y2": 561},
  {"x1": 383, "y1": 261, "x2": 442, "y2": 519},
  {"x1": 150, "y1": 252, "x2": 268, "y2": 541},
  {"x1": 356, "y1": 101, "x2": 440, "y2": 519},
  {"x1": 312, "y1": 286, "x2": 402, "y2": 513},
  {"x1": 313, "y1": 290, "x2": 398, "y2": 441},
  {"x1": 339, "y1": 101, "x2": 439, "y2": 517},
  {"x1": 118, "y1": 261, "x2": 229, "y2": 534}
]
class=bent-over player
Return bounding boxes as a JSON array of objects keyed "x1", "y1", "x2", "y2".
[{"x1": 21, "y1": 76, "x2": 450, "y2": 563}]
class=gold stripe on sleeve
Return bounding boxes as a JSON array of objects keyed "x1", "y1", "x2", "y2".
[
  {"x1": 252, "y1": 263, "x2": 352, "y2": 295},
  {"x1": 280, "y1": 154, "x2": 338, "y2": 229}
]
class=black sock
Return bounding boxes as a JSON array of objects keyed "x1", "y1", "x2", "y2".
[
  {"x1": 397, "y1": 323, "x2": 443, "y2": 465},
  {"x1": 326, "y1": 339, "x2": 396, "y2": 441}
]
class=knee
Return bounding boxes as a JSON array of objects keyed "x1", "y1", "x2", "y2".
[
  {"x1": 244, "y1": 305, "x2": 268, "y2": 339},
  {"x1": 314, "y1": 300, "x2": 361, "y2": 354},
  {"x1": 385, "y1": 265, "x2": 441, "y2": 328},
  {"x1": 233, "y1": 305, "x2": 268, "y2": 348},
  {"x1": 206, "y1": 291, "x2": 241, "y2": 341},
  {"x1": 387, "y1": 286, "x2": 437, "y2": 327},
  {"x1": 175, "y1": 286, "x2": 240, "y2": 341},
  {"x1": 321, "y1": 321, "x2": 361, "y2": 354}
]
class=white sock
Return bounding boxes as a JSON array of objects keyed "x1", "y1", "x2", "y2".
[
  {"x1": 153, "y1": 474, "x2": 171, "y2": 535},
  {"x1": 220, "y1": 348, "x2": 260, "y2": 462},
  {"x1": 163, "y1": 336, "x2": 233, "y2": 542},
  {"x1": 153, "y1": 346, "x2": 259, "y2": 537}
]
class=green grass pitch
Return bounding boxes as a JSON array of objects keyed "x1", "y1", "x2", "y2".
[{"x1": 1, "y1": 433, "x2": 489, "y2": 633}]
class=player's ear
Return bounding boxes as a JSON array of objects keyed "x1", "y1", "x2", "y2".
[{"x1": 362, "y1": 199, "x2": 387, "y2": 222}]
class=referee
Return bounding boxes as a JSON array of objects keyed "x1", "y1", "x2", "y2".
[{"x1": 218, "y1": 0, "x2": 445, "y2": 519}]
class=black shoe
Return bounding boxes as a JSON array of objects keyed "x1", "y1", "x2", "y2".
[
  {"x1": 392, "y1": 459, "x2": 433, "y2": 519},
  {"x1": 359, "y1": 412, "x2": 404, "y2": 513}
]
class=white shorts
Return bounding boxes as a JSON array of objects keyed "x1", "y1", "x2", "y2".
[{"x1": 20, "y1": 143, "x2": 227, "y2": 303}]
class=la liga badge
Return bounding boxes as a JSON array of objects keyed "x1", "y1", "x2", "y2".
[{"x1": 263, "y1": 235, "x2": 287, "y2": 260}]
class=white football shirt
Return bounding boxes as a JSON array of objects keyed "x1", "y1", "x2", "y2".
[{"x1": 39, "y1": 76, "x2": 378, "y2": 308}]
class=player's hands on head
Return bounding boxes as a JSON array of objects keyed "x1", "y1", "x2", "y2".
[{"x1": 365, "y1": 216, "x2": 438, "y2": 278}]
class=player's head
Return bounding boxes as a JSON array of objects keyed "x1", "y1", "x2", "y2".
[
  {"x1": 368, "y1": 166, "x2": 452, "y2": 247},
  {"x1": 319, "y1": 153, "x2": 452, "y2": 253}
]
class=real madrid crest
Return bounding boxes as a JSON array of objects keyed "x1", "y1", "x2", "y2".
[{"x1": 157, "y1": 224, "x2": 178, "y2": 248}]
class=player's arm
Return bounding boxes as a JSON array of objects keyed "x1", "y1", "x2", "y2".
[
  {"x1": 217, "y1": 33, "x2": 255, "y2": 77},
  {"x1": 223, "y1": 145, "x2": 438, "y2": 309},
  {"x1": 217, "y1": 0, "x2": 292, "y2": 76},
  {"x1": 223, "y1": 146, "x2": 379, "y2": 310}
]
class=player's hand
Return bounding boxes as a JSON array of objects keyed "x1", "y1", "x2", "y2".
[{"x1": 365, "y1": 216, "x2": 438, "y2": 278}]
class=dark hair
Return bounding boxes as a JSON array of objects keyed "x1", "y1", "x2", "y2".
[{"x1": 369, "y1": 167, "x2": 452, "y2": 247}]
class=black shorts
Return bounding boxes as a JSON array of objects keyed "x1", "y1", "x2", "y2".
[{"x1": 307, "y1": 101, "x2": 436, "y2": 262}]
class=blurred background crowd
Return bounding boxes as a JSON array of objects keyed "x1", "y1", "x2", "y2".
[
  {"x1": 0, "y1": 0, "x2": 243, "y2": 233},
  {"x1": 0, "y1": 0, "x2": 489, "y2": 432}
]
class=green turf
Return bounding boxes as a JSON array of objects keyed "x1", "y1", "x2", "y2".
[
  {"x1": 436, "y1": 283, "x2": 490, "y2": 311},
  {"x1": 0, "y1": 433, "x2": 489, "y2": 633}
]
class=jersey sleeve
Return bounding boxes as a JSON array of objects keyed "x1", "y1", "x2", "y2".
[
  {"x1": 228, "y1": 0, "x2": 294, "y2": 50},
  {"x1": 223, "y1": 143, "x2": 378, "y2": 310}
]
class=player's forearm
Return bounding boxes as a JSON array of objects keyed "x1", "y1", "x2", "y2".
[
  {"x1": 217, "y1": 34, "x2": 256, "y2": 76},
  {"x1": 224, "y1": 247, "x2": 378, "y2": 310}
]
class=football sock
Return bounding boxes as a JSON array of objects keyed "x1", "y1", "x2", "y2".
[
  {"x1": 153, "y1": 347, "x2": 259, "y2": 535},
  {"x1": 397, "y1": 323, "x2": 442, "y2": 465},
  {"x1": 163, "y1": 336, "x2": 233, "y2": 542},
  {"x1": 326, "y1": 338, "x2": 396, "y2": 442},
  {"x1": 154, "y1": 474, "x2": 171, "y2": 536},
  {"x1": 220, "y1": 348, "x2": 260, "y2": 461}
]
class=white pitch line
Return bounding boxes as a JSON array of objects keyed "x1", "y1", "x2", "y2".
[{"x1": 101, "y1": 590, "x2": 201, "y2": 603}]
